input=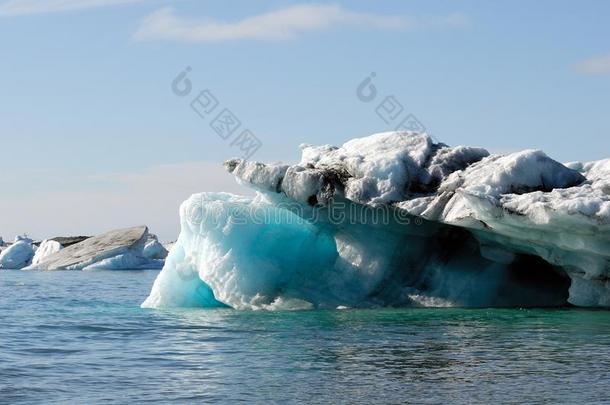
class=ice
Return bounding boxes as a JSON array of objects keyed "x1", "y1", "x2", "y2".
[
  {"x1": 142, "y1": 193, "x2": 339, "y2": 309},
  {"x1": 162, "y1": 241, "x2": 176, "y2": 252},
  {"x1": 25, "y1": 226, "x2": 163, "y2": 271},
  {"x1": 143, "y1": 234, "x2": 168, "y2": 260},
  {"x1": 83, "y1": 251, "x2": 164, "y2": 271},
  {"x1": 31, "y1": 240, "x2": 62, "y2": 266},
  {"x1": 142, "y1": 193, "x2": 571, "y2": 309},
  {"x1": 224, "y1": 159, "x2": 289, "y2": 194},
  {"x1": 0, "y1": 240, "x2": 34, "y2": 269},
  {"x1": 143, "y1": 131, "x2": 610, "y2": 309},
  {"x1": 14, "y1": 235, "x2": 33, "y2": 244},
  {"x1": 227, "y1": 132, "x2": 490, "y2": 207}
]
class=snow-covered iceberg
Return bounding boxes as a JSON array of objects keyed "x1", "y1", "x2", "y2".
[
  {"x1": 143, "y1": 132, "x2": 610, "y2": 309},
  {"x1": 25, "y1": 226, "x2": 164, "y2": 271}
]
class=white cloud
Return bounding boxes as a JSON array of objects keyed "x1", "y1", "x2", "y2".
[
  {"x1": 0, "y1": 0, "x2": 143, "y2": 16},
  {"x1": 134, "y1": 4, "x2": 470, "y2": 42},
  {"x1": 575, "y1": 54, "x2": 610, "y2": 75}
]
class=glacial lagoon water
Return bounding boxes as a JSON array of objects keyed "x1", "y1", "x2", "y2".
[{"x1": 2, "y1": 270, "x2": 610, "y2": 404}]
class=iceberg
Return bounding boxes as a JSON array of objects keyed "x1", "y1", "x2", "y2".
[
  {"x1": 25, "y1": 226, "x2": 164, "y2": 271},
  {"x1": 31, "y1": 240, "x2": 62, "y2": 266},
  {"x1": 143, "y1": 132, "x2": 610, "y2": 309},
  {"x1": 142, "y1": 234, "x2": 169, "y2": 260},
  {"x1": 0, "y1": 239, "x2": 35, "y2": 269},
  {"x1": 48, "y1": 236, "x2": 90, "y2": 247},
  {"x1": 162, "y1": 241, "x2": 176, "y2": 253}
]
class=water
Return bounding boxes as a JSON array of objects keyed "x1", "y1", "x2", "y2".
[{"x1": 2, "y1": 271, "x2": 610, "y2": 404}]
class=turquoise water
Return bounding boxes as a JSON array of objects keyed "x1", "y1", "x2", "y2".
[{"x1": 2, "y1": 271, "x2": 610, "y2": 404}]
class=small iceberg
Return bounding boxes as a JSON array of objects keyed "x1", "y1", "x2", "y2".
[
  {"x1": 22, "y1": 226, "x2": 164, "y2": 271},
  {"x1": 0, "y1": 238, "x2": 35, "y2": 270},
  {"x1": 30, "y1": 240, "x2": 62, "y2": 266}
]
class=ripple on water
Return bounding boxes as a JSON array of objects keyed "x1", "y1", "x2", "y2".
[{"x1": 2, "y1": 271, "x2": 610, "y2": 404}]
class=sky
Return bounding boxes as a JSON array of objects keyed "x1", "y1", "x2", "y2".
[{"x1": 0, "y1": 0, "x2": 609, "y2": 241}]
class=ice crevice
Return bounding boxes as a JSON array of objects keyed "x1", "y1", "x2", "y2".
[{"x1": 142, "y1": 132, "x2": 610, "y2": 309}]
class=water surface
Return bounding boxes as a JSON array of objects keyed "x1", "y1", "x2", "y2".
[{"x1": 1, "y1": 270, "x2": 610, "y2": 404}]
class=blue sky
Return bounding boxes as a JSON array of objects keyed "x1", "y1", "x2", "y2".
[{"x1": 1, "y1": 0, "x2": 609, "y2": 240}]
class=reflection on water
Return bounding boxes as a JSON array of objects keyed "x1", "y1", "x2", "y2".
[{"x1": 1, "y1": 270, "x2": 610, "y2": 404}]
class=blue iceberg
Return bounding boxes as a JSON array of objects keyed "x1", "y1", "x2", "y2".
[{"x1": 143, "y1": 132, "x2": 610, "y2": 309}]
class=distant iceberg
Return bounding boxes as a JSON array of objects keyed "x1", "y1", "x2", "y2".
[
  {"x1": 142, "y1": 132, "x2": 610, "y2": 309},
  {"x1": 30, "y1": 239, "x2": 62, "y2": 266},
  {"x1": 143, "y1": 234, "x2": 169, "y2": 260},
  {"x1": 22, "y1": 226, "x2": 164, "y2": 271},
  {"x1": 0, "y1": 239, "x2": 35, "y2": 269}
]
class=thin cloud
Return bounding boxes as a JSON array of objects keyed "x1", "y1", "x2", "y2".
[
  {"x1": 134, "y1": 4, "x2": 470, "y2": 42},
  {"x1": 0, "y1": 0, "x2": 143, "y2": 16},
  {"x1": 575, "y1": 54, "x2": 610, "y2": 76}
]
